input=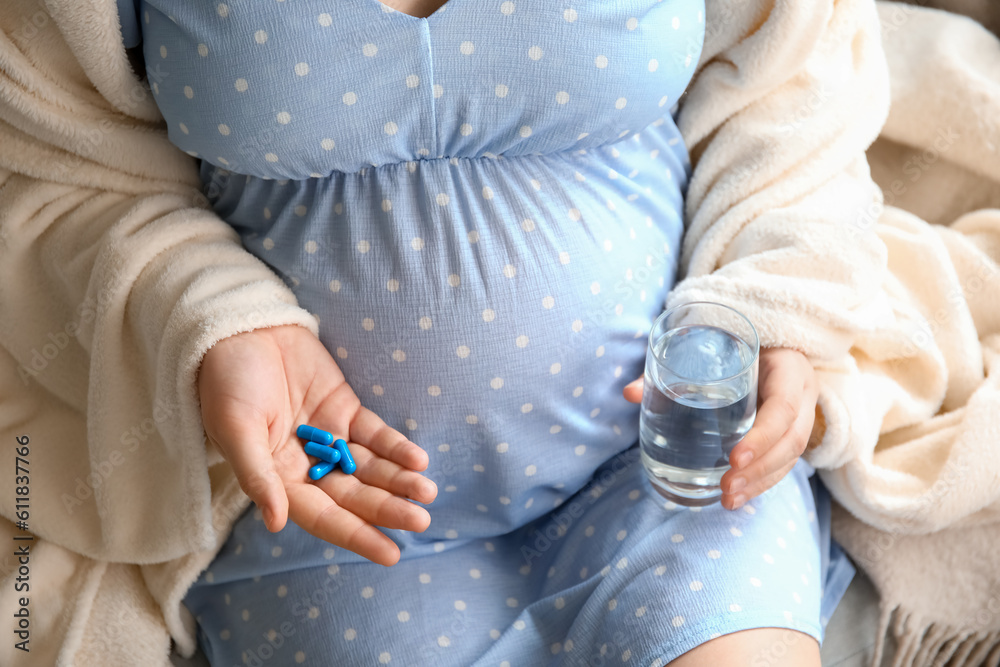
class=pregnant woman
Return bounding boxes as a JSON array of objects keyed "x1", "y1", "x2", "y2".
[{"x1": 116, "y1": 0, "x2": 872, "y2": 664}]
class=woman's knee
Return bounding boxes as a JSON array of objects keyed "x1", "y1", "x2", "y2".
[{"x1": 666, "y1": 627, "x2": 820, "y2": 667}]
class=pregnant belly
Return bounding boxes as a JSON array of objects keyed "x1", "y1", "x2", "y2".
[{"x1": 202, "y1": 120, "x2": 688, "y2": 542}]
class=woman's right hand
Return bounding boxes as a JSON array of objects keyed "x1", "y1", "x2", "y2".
[{"x1": 196, "y1": 324, "x2": 437, "y2": 566}]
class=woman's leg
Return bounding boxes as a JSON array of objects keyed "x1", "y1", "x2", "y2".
[
  {"x1": 522, "y1": 451, "x2": 846, "y2": 667},
  {"x1": 668, "y1": 627, "x2": 820, "y2": 667},
  {"x1": 183, "y1": 451, "x2": 843, "y2": 667}
]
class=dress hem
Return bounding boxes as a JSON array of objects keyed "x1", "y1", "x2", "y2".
[{"x1": 632, "y1": 611, "x2": 825, "y2": 667}]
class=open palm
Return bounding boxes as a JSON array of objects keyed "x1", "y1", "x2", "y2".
[{"x1": 196, "y1": 324, "x2": 437, "y2": 566}]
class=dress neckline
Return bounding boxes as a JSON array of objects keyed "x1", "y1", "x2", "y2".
[{"x1": 363, "y1": 0, "x2": 457, "y2": 21}]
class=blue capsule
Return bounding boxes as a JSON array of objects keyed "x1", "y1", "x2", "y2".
[
  {"x1": 308, "y1": 460, "x2": 337, "y2": 480},
  {"x1": 296, "y1": 424, "x2": 333, "y2": 446},
  {"x1": 304, "y1": 441, "x2": 342, "y2": 465},
  {"x1": 298, "y1": 427, "x2": 354, "y2": 479},
  {"x1": 333, "y1": 439, "x2": 356, "y2": 475}
]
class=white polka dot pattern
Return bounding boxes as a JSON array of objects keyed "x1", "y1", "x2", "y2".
[
  {"x1": 136, "y1": 1, "x2": 846, "y2": 666},
  {"x1": 137, "y1": 0, "x2": 704, "y2": 178},
  {"x1": 188, "y1": 451, "x2": 841, "y2": 665}
]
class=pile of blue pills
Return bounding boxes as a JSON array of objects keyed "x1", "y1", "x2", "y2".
[{"x1": 296, "y1": 424, "x2": 356, "y2": 480}]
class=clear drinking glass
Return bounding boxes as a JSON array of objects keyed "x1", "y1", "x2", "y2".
[{"x1": 640, "y1": 301, "x2": 760, "y2": 506}]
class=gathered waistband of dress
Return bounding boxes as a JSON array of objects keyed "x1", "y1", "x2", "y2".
[{"x1": 200, "y1": 110, "x2": 685, "y2": 186}]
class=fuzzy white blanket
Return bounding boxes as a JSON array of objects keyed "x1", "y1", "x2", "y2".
[
  {"x1": 0, "y1": 0, "x2": 996, "y2": 665},
  {"x1": 823, "y1": 5, "x2": 1000, "y2": 664}
]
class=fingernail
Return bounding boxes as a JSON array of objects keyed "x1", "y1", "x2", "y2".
[
  {"x1": 731, "y1": 494, "x2": 746, "y2": 509},
  {"x1": 736, "y1": 451, "x2": 753, "y2": 468},
  {"x1": 729, "y1": 476, "x2": 747, "y2": 493},
  {"x1": 262, "y1": 506, "x2": 273, "y2": 529}
]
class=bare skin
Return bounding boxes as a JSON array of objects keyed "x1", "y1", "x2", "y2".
[
  {"x1": 624, "y1": 348, "x2": 823, "y2": 666},
  {"x1": 376, "y1": 0, "x2": 450, "y2": 19},
  {"x1": 623, "y1": 347, "x2": 819, "y2": 510},
  {"x1": 665, "y1": 626, "x2": 820, "y2": 667},
  {"x1": 199, "y1": 328, "x2": 823, "y2": 660},
  {"x1": 197, "y1": 324, "x2": 438, "y2": 567},
  {"x1": 194, "y1": 0, "x2": 828, "y2": 658}
]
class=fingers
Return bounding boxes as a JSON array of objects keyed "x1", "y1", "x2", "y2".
[
  {"x1": 726, "y1": 349, "x2": 805, "y2": 473},
  {"x1": 349, "y1": 405, "x2": 431, "y2": 473},
  {"x1": 721, "y1": 395, "x2": 813, "y2": 510},
  {"x1": 729, "y1": 394, "x2": 797, "y2": 473},
  {"x1": 291, "y1": 421, "x2": 434, "y2": 530},
  {"x1": 623, "y1": 377, "x2": 643, "y2": 404},
  {"x1": 721, "y1": 453, "x2": 799, "y2": 511},
  {"x1": 347, "y1": 442, "x2": 438, "y2": 505},
  {"x1": 310, "y1": 388, "x2": 430, "y2": 473},
  {"x1": 286, "y1": 483, "x2": 403, "y2": 567},
  {"x1": 303, "y1": 390, "x2": 436, "y2": 502},
  {"x1": 315, "y1": 469, "x2": 432, "y2": 534},
  {"x1": 721, "y1": 349, "x2": 818, "y2": 510},
  {"x1": 207, "y1": 408, "x2": 289, "y2": 532}
]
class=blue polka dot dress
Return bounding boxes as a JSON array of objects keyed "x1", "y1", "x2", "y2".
[{"x1": 120, "y1": 0, "x2": 857, "y2": 663}]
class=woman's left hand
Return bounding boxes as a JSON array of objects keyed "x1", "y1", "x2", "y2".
[{"x1": 623, "y1": 347, "x2": 819, "y2": 510}]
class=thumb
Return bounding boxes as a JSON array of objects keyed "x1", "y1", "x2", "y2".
[
  {"x1": 208, "y1": 414, "x2": 289, "y2": 533},
  {"x1": 623, "y1": 376, "x2": 644, "y2": 404}
]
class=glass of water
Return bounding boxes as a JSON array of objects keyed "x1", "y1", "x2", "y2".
[{"x1": 639, "y1": 301, "x2": 759, "y2": 506}]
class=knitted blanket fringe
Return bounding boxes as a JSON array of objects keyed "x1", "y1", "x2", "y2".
[{"x1": 875, "y1": 608, "x2": 1000, "y2": 667}]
